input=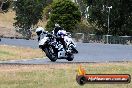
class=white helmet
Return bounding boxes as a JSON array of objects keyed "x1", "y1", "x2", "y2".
[
  {"x1": 55, "y1": 23, "x2": 60, "y2": 27},
  {"x1": 35, "y1": 27, "x2": 45, "y2": 33}
]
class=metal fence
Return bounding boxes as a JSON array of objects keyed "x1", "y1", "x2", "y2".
[{"x1": 72, "y1": 33, "x2": 132, "y2": 45}]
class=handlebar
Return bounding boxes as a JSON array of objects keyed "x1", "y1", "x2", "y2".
[{"x1": 46, "y1": 32, "x2": 57, "y2": 38}]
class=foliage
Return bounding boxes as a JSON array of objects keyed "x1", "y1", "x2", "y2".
[
  {"x1": 73, "y1": 20, "x2": 95, "y2": 34},
  {"x1": 0, "y1": 0, "x2": 11, "y2": 13},
  {"x1": 46, "y1": 0, "x2": 81, "y2": 32},
  {"x1": 83, "y1": 0, "x2": 132, "y2": 36},
  {"x1": 13, "y1": 0, "x2": 46, "y2": 39},
  {"x1": 43, "y1": 4, "x2": 52, "y2": 20}
]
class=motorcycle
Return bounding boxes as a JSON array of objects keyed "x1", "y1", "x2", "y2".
[
  {"x1": 57, "y1": 30, "x2": 78, "y2": 54},
  {"x1": 38, "y1": 32, "x2": 58, "y2": 62},
  {"x1": 38, "y1": 31, "x2": 78, "y2": 62},
  {"x1": 64, "y1": 32, "x2": 78, "y2": 54}
]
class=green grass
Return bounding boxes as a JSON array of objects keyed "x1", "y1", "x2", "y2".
[
  {"x1": 0, "y1": 50, "x2": 14, "y2": 56},
  {"x1": 0, "y1": 63, "x2": 131, "y2": 88},
  {"x1": 0, "y1": 45, "x2": 44, "y2": 61}
]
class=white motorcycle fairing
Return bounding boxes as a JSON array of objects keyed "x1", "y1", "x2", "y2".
[
  {"x1": 64, "y1": 36, "x2": 76, "y2": 48},
  {"x1": 57, "y1": 44, "x2": 67, "y2": 58},
  {"x1": 39, "y1": 37, "x2": 48, "y2": 46}
]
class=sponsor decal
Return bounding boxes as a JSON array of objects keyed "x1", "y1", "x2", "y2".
[{"x1": 76, "y1": 65, "x2": 131, "y2": 85}]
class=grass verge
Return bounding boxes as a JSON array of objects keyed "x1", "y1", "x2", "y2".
[
  {"x1": 0, "y1": 45, "x2": 44, "y2": 61},
  {"x1": 0, "y1": 62, "x2": 131, "y2": 88}
]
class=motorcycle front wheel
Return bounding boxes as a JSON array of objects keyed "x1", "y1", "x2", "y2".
[
  {"x1": 71, "y1": 45, "x2": 78, "y2": 54},
  {"x1": 44, "y1": 47, "x2": 57, "y2": 62},
  {"x1": 70, "y1": 45, "x2": 78, "y2": 54}
]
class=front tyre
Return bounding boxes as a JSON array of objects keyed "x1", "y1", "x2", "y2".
[
  {"x1": 71, "y1": 45, "x2": 78, "y2": 54},
  {"x1": 44, "y1": 48, "x2": 57, "y2": 62}
]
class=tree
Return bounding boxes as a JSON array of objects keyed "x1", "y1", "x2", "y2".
[
  {"x1": 0, "y1": 0, "x2": 11, "y2": 13},
  {"x1": 83, "y1": 0, "x2": 132, "y2": 36},
  {"x1": 14, "y1": 0, "x2": 46, "y2": 39},
  {"x1": 46, "y1": 0, "x2": 81, "y2": 32}
]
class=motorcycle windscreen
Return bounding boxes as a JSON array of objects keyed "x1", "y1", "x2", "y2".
[{"x1": 40, "y1": 33, "x2": 47, "y2": 40}]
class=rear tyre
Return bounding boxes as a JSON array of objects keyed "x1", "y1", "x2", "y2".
[{"x1": 67, "y1": 54, "x2": 74, "y2": 61}]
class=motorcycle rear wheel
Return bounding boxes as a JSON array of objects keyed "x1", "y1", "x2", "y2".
[{"x1": 67, "y1": 54, "x2": 74, "y2": 61}]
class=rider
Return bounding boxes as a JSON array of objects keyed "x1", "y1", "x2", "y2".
[
  {"x1": 52, "y1": 23, "x2": 67, "y2": 52},
  {"x1": 35, "y1": 26, "x2": 46, "y2": 42},
  {"x1": 36, "y1": 26, "x2": 58, "y2": 54}
]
